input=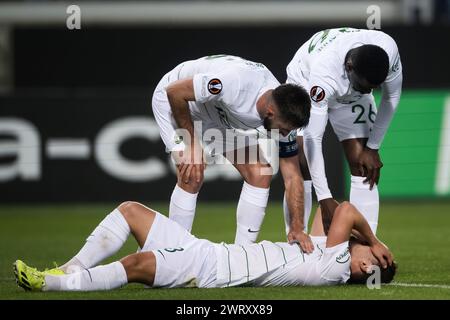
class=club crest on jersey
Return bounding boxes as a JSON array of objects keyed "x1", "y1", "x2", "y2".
[
  {"x1": 208, "y1": 78, "x2": 223, "y2": 95},
  {"x1": 310, "y1": 86, "x2": 325, "y2": 103}
]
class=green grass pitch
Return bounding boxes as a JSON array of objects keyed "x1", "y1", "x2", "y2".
[{"x1": 1, "y1": 201, "x2": 449, "y2": 299}]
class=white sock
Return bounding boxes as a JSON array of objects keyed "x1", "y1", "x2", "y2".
[
  {"x1": 44, "y1": 261, "x2": 128, "y2": 291},
  {"x1": 234, "y1": 181, "x2": 270, "y2": 245},
  {"x1": 283, "y1": 180, "x2": 312, "y2": 234},
  {"x1": 169, "y1": 184, "x2": 198, "y2": 232},
  {"x1": 350, "y1": 175, "x2": 379, "y2": 233},
  {"x1": 60, "y1": 209, "x2": 130, "y2": 273}
]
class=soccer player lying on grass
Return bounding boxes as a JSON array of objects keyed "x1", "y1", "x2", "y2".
[{"x1": 14, "y1": 190, "x2": 395, "y2": 291}]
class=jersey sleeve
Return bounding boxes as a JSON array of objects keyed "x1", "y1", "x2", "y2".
[
  {"x1": 367, "y1": 73, "x2": 403, "y2": 150},
  {"x1": 278, "y1": 130, "x2": 299, "y2": 158},
  {"x1": 318, "y1": 241, "x2": 351, "y2": 284},
  {"x1": 308, "y1": 70, "x2": 336, "y2": 115},
  {"x1": 366, "y1": 36, "x2": 403, "y2": 150},
  {"x1": 384, "y1": 35, "x2": 402, "y2": 83},
  {"x1": 303, "y1": 74, "x2": 336, "y2": 200},
  {"x1": 192, "y1": 71, "x2": 239, "y2": 104}
]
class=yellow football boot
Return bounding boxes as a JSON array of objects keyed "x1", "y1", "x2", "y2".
[{"x1": 13, "y1": 260, "x2": 45, "y2": 291}]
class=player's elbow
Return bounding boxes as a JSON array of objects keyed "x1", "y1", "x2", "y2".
[
  {"x1": 166, "y1": 80, "x2": 193, "y2": 103},
  {"x1": 118, "y1": 201, "x2": 152, "y2": 224},
  {"x1": 165, "y1": 85, "x2": 178, "y2": 100}
]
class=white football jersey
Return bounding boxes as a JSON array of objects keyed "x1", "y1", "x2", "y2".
[
  {"x1": 286, "y1": 27, "x2": 402, "y2": 110},
  {"x1": 166, "y1": 55, "x2": 280, "y2": 132},
  {"x1": 213, "y1": 237, "x2": 351, "y2": 287},
  {"x1": 286, "y1": 28, "x2": 403, "y2": 200}
]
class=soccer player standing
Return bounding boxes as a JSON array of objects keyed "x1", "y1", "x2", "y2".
[
  {"x1": 285, "y1": 28, "x2": 403, "y2": 233},
  {"x1": 152, "y1": 55, "x2": 313, "y2": 250}
]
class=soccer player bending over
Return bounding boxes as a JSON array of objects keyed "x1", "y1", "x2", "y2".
[{"x1": 14, "y1": 180, "x2": 396, "y2": 291}]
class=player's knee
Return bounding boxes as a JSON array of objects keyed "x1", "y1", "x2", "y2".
[
  {"x1": 246, "y1": 165, "x2": 272, "y2": 188},
  {"x1": 118, "y1": 201, "x2": 145, "y2": 223},
  {"x1": 120, "y1": 252, "x2": 155, "y2": 285},
  {"x1": 336, "y1": 201, "x2": 354, "y2": 216}
]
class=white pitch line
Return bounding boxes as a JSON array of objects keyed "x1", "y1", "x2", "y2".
[{"x1": 387, "y1": 282, "x2": 450, "y2": 289}]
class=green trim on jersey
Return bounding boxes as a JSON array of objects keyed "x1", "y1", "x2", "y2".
[
  {"x1": 240, "y1": 245, "x2": 250, "y2": 282},
  {"x1": 274, "y1": 243, "x2": 288, "y2": 266},
  {"x1": 260, "y1": 243, "x2": 269, "y2": 272},
  {"x1": 222, "y1": 243, "x2": 232, "y2": 287}
]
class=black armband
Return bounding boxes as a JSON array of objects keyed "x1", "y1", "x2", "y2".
[{"x1": 279, "y1": 140, "x2": 298, "y2": 158}]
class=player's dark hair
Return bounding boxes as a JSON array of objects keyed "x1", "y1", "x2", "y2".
[
  {"x1": 347, "y1": 261, "x2": 398, "y2": 285},
  {"x1": 350, "y1": 45, "x2": 389, "y2": 86},
  {"x1": 272, "y1": 84, "x2": 311, "y2": 129}
]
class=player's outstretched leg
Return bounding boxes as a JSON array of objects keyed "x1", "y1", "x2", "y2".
[
  {"x1": 59, "y1": 201, "x2": 157, "y2": 273},
  {"x1": 14, "y1": 202, "x2": 160, "y2": 291},
  {"x1": 14, "y1": 251, "x2": 156, "y2": 292}
]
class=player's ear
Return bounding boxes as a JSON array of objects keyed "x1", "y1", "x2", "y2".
[
  {"x1": 361, "y1": 260, "x2": 372, "y2": 273},
  {"x1": 345, "y1": 59, "x2": 353, "y2": 72},
  {"x1": 266, "y1": 104, "x2": 275, "y2": 118}
]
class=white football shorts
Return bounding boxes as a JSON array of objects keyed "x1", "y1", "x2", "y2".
[
  {"x1": 297, "y1": 94, "x2": 377, "y2": 141},
  {"x1": 152, "y1": 73, "x2": 259, "y2": 156},
  {"x1": 141, "y1": 212, "x2": 218, "y2": 288}
]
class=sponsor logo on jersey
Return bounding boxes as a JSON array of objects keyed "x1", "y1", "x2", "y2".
[
  {"x1": 336, "y1": 247, "x2": 350, "y2": 264},
  {"x1": 392, "y1": 54, "x2": 400, "y2": 73},
  {"x1": 208, "y1": 78, "x2": 223, "y2": 95},
  {"x1": 310, "y1": 86, "x2": 326, "y2": 103}
]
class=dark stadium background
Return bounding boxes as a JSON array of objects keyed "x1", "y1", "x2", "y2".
[
  {"x1": 2, "y1": 23, "x2": 450, "y2": 202},
  {"x1": 1, "y1": 0, "x2": 450, "y2": 301}
]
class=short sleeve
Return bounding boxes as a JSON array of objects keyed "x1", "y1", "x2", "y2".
[
  {"x1": 307, "y1": 72, "x2": 336, "y2": 115},
  {"x1": 193, "y1": 72, "x2": 239, "y2": 104},
  {"x1": 318, "y1": 241, "x2": 351, "y2": 284}
]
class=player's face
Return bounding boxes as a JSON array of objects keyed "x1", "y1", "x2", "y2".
[
  {"x1": 263, "y1": 116, "x2": 294, "y2": 137},
  {"x1": 263, "y1": 102, "x2": 296, "y2": 136},
  {"x1": 349, "y1": 243, "x2": 379, "y2": 279},
  {"x1": 348, "y1": 71, "x2": 377, "y2": 94}
]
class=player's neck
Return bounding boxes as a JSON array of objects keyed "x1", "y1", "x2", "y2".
[{"x1": 256, "y1": 90, "x2": 272, "y2": 119}]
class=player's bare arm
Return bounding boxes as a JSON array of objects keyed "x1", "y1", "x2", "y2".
[
  {"x1": 165, "y1": 77, "x2": 205, "y2": 183},
  {"x1": 280, "y1": 155, "x2": 314, "y2": 253},
  {"x1": 362, "y1": 74, "x2": 402, "y2": 189},
  {"x1": 325, "y1": 202, "x2": 393, "y2": 269},
  {"x1": 311, "y1": 201, "x2": 393, "y2": 270},
  {"x1": 165, "y1": 77, "x2": 196, "y2": 137},
  {"x1": 318, "y1": 197, "x2": 339, "y2": 235}
]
